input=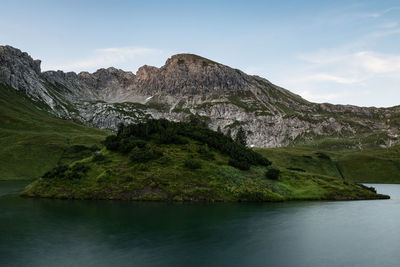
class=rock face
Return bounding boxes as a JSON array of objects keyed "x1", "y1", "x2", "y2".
[
  {"x1": 1, "y1": 45, "x2": 399, "y2": 148},
  {"x1": 0, "y1": 46, "x2": 57, "y2": 109}
]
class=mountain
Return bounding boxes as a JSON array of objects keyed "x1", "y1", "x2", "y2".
[{"x1": 1, "y1": 45, "x2": 400, "y2": 148}]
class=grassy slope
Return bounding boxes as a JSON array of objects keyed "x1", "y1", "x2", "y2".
[
  {"x1": 22, "y1": 138, "x2": 387, "y2": 201},
  {"x1": 256, "y1": 144, "x2": 400, "y2": 184},
  {"x1": 0, "y1": 84, "x2": 108, "y2": 180}
]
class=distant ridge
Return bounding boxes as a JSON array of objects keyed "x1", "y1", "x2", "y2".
[{"x1": 1, "y1": 44, "x2": 400, "y2": 148}]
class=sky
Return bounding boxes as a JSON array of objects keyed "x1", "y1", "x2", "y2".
[{"x1": 1, "y1": 0, "x2": 400, "y2": 107}]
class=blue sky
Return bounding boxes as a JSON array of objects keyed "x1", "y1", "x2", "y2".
[{"x1": 1, "y1": 0, "x2": 400, "y2": 107}]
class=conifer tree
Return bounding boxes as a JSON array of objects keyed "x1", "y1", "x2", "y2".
[
  {"x1": 235, "y1": 126, "x2": 247, "y2": 146},
  {"x1": 226, "y1": 128, "x2": 232, "y2": 139}
]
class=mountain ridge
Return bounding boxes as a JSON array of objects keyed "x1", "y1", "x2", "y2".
[{"x1": 1, "y1": 45, "x2": 399, "y2": 148}]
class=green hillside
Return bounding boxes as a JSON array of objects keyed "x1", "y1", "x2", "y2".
[
  {"x1": 1, "y1": 81, "x2": 397, "y2": 201},
  {"x1": 22, "y1": 119, "x2": 388, "y2": 201},
  {"x1": 0, "y1": 84, "x2": 108, "y2": 180},
  {"x1": 257, "y1": 144, "x2": 400, "y2": 184}
]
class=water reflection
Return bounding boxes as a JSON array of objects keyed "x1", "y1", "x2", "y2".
[{"x1": 0, "y1": 181, "x2": 399, "y2": 267}]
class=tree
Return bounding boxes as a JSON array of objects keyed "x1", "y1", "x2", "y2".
[
  {"x1": 226, "y1": 128, "x2": 232, "y2": 139},
  {"x1": 265, "y1": 168, "x2": 280, "y2": 180},
  {"x1": 217, "y1": 126, "x2": 222, "y2": 134},
  {"x1": 235, "y1": 126, "x2": 247, "y2": 146}
]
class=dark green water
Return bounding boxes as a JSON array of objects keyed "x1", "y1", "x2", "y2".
[{"x1": 1, "y1": 182, "x2": 399, "y2": 267}]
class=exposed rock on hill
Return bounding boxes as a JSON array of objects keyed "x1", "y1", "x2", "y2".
[{"x1": 1, "y1": 45, "x2": 399, "y2": 148}]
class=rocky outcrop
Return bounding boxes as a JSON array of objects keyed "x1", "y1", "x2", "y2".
[
  {"x1": 1, "y1": 45, "x2": 399, "y2": 148},
  {"x1": 0, "y1": 46, "x2": 57, "y2": 109}
]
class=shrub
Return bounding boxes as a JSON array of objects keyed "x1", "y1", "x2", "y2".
[
  {"x1": 316, "y1": 152, "x2": 331, "y2": 160},
  {"x1": 42, "y1": 163, "x2": 89, "y2": 180},
  {"x1": 70, "y1": 145, "x2": 89, "y2": 153},
  {"x1": 134, "y1": 163, "x2": 149, "y2": 171},
  {"x1": 122, "y1": 176, "x2": 134, "y2": 183},
  {"x1": 132, "y1": 140, "x2": 147, "y2": 148},
  {"x1": 157, "y1": 133, "x2": 188, "y2": 145},
  {"x1": 43, "y1": 165, "x2": 68, "y2": 179},
  {"x1": 104, "y1": 118, "x2": 271, "y2": 169},
  {"x1": 197, "y1": 145, "x2": 215, "y2": 160},
  {"x1": 119, "y1": 137, "x2": 137, "y2": 153},
  {"x1": 71, "y1": 163, "x2": 90, "y2": 173},
  {"x1": 356, "y1": 183, "x2": 377, "y2": 193},
  {"x1": 130, "y1": 147, "x2": 163, "y2": 163},
  {"x1": 64, "y1": 170, "x2": 83, "y2": 180},
  {"x1": 103, "y1": 135, "x2": 120, "y2": 151},
  {"x1": 92, "y1": 153, "x2": 105, "y2": 162},
  {"x1": 184, "y1": 157, "x2": 202, "y2": 169},
  {"x1": 228, "y1": 158, "x2": 250, "y2": 170},
  {"x1": 90, "y1": 145, "x2": 100, "y2": 152},
  {"x1": 265, "y1": 168, "x2": 280, "y2": 180}
]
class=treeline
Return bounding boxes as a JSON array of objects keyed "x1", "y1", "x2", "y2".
[{"x1": 104, "y1": 118, "x2": 271, "y2": 170}]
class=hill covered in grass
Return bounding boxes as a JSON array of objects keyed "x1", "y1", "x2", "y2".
[
  {"x1": 257, "y1": 143, "x2": 400, "y2": 184},
  {"x1": 0, "y1": 83, "x2": 108, "y2": 180},
  {"x1": 22, "y1": 119, "x2": 388, "y2": 201}
]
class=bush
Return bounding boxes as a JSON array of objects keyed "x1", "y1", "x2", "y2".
[
  {"x1": 130, "y1": 147, "x2": 163, "y2": 163},
  {"x1": 92, "y1": 153, "x2": 105, "y2": 162},
  {"x1": 265, "y1": 168, "x2": 280, "y2": 180},
  {"x1": 90, "y1": 145, "x2": 100, "y2": 152},
  {"x1": 132, "y1": 140, "x2": 147, "y2": 148},
  {"x1": 42, "y1": 163, "x2": 90, "y2": 180},
  {"x1": 43, "y1": 165, "x2": 68, "y2": 179},
  {"x1": 316, "y1": 152, "x2": 331, "y2": 160},
  {"x1": 104, "y1": 119, "x2": 271, "y2": 169},
  {"x1": 356, "y1": 183, "x2": 377, "y2": 193},
  {"x1": 197, "y1": 145, "x2": 215, "y2": 160},
  {"x1": 103, "y1": 135, "x2": 120, "y2": 151},
  {"x1": 184, "y1": 157, "x2": 202, "y2": 169},
  {"x1": 119, "y1": 137, "x2": 138, "y2": 153},
  {"x1": 228, "y1": 158, "x2": 250, "y2": 170},
  {"x1": 71, "y1": 163, "x2": 90, "y2": 173},
  {"x1": 70, "y1": 145, "x2": 89, "y2": 153},
  {"x1": 156, "y1": 133, "x2": 188, "y2": 145}
]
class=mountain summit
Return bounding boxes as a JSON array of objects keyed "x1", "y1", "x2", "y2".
[{"x1": 1, "y1": 45, "x2": 399, "y2": 147}]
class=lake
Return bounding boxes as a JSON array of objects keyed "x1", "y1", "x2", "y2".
[{"x1": 0, "y1": 181, "x2": 399, "y2": 267}]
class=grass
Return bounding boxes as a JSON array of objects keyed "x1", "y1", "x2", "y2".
[
  {"x1": 0, "y1": 84, "x2": 108, "y2": 180},
  {"x1": 256, "y1": 143, "x2": 400, "y2": 184},
  {"x1": 22, "y1": 136, "x2": 388, "y2": 201}
]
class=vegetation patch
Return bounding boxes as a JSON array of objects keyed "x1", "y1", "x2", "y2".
[{"x1": 22, "y1": 119, "x2": 389, "y2": 201}]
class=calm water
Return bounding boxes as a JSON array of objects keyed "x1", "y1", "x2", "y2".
[{"x1": 1, "y1": 182, "x2": 399, "y2": 267}]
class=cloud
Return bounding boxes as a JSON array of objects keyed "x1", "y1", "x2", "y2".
[
  {"x1": 295, "y1": 73, "x2": 363, "y2": 84},
  {"x1": 365, "y1": 6, "x2": 400, "y2": 18},
  {"x1": 378, "y1": 22, "x2": 399, "y2": 29},
  {"x1": 296, "y1": 90, "x2": 351, "y2": 102},
  {"x1": 47, "y1": 47, "x2": 163, "y2": 72},
  {"x1": 260, "y1": 49, "x2": 400, "y2": 107},
  {"x1": 299, "y1": 50, "x2": 400, "y2": 75},
  {"x1": 368, "y1": 28, "x2": 400, "y2": 39},
  {"x1": 353, "y1": 51, "x2": 400, "y2": 73}
]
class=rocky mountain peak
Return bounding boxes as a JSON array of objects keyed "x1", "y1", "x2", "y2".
[
  {"x1": 0, "y1": 45, "x2": 42, "y2": 75},
  {"x1": 164, "y1": 53, "x2": 219, "y2": 68},
  {"x1": 88, "y1": 67, "x2": 135, "y2": 88},
  {"x1": 136, "y1": 65, "x2": 159, "y2": 80},
  {"x1": 1, "y1": 45, "x2": 400, "y2": 148},
  {"x1": 0, "y1": 45, "x2": 55, "y2": 106}
]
